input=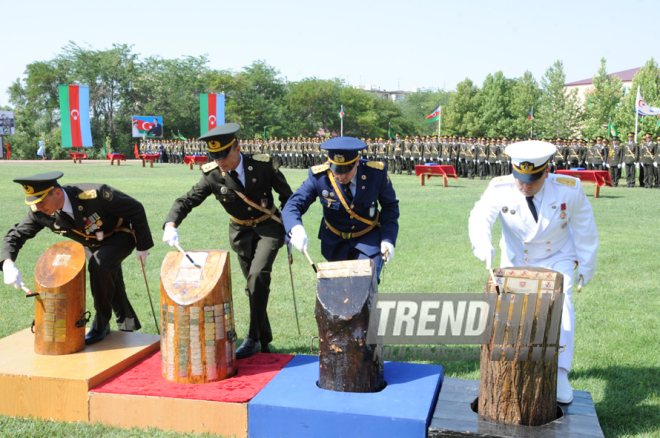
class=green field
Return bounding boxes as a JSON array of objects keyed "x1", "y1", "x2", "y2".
[{"x1": 0, "y1": 160, "x2": 658, "y2": 438}]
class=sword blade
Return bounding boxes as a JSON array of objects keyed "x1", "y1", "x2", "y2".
[
  {"x1": 287, "y1": 245, "x2": 301, "y2": 336},
  {"x1": 139, "y1": 259, "x2": 160, "y2": 335}
]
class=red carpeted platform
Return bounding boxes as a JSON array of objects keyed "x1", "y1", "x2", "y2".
[
  {"x1": 89, "y1": 351, "x2": 294, "y2": 437},
  {"x1": 91, "y1": 351, "x2": 294, "y2": 403}
]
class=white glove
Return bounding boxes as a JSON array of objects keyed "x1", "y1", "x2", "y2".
[
  {"x1": 473, "y1": 159, "x2": 476, "y2": 163},
  {"x1": 380, "y1": 241, "x2": 394, "y2": 265},
  {"x1": 576, "y1": 270, "x2": 590, "y2": 288},
  {"x1": 655, "y1": 162, "x2": 658, "y2": 168},
  {"x1": 290, "y1": 224, "x2": 308, "y2": 254},
  {"x1": 641, "y1": 162, "x2": 644, "y2": 167},
  {"x1": 635, "y1": 163, "x2": 640, "y2": 168},
  {"x1": 617, "y1": 164, "x2": 621, "y2": 169},
  {"x1": 496, "y1": 160, "x2": 501, "y2": 164},
  {"x1": 473, "y1": 246, "x2": 495, "y2": 269},
  {"x1": 3, "y1": 260, "x2": 25, "y2": 290},
  {"x1": 605, "y1": 163, "x2": 610, "y2": 168},
  {"x1": 136, "y1": 250, "x2": 149, "y2": 267},
  {"x1": 162, "y1": 225, "x2": 180, "y2": 247}
]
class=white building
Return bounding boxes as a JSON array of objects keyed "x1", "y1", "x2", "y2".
[
  {"x1": 564, "y1": 67, "x2": 641, "y2": 103},
  {"x1": 357, "y1": 85, "x2": 418, "y2": 102}
]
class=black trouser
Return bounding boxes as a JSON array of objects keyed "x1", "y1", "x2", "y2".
[
  {"x1": 609, "y1": 165, "x2": 621, "y2": 187},
  {"x1": 643, "y1": 163, "x2": 654, "y2": 187},
  {"x1": 85, "y1": 234, "x2": 140, "y2": 332},
  {"x1": 230, "y1": 225, "x2": 283, "y2": 345},
  {"x1": 467, "y1": 161, "x2": 475, "y2": 179},
  {"x1": 624, "y1": 163, "x2": 635, "y2": 187}
]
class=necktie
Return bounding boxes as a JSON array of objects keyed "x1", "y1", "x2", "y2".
[
  {"x1": 526, "y1": 196, "x2": 538, "y2": 223},
  {"x1": 341, "y1": 183, "x2": 353, "y2": 203},
  {"x1": 229, "y1": 170, "x2": 244, "y2": 190}
]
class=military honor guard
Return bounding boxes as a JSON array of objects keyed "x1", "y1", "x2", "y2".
[
  {"x1": 640, "y1": 133, "x2": 656, "y2": 188},
  {"x1": 468, "y1": 141, "x2": 598, "y2": 404},
  {"x1": 282, "y1": 137, "x2": 399, "y2": 275},
  {"x1": 607, "y1": 136, "x2": 624, "y2": 187},
  {"x1": 1, "y1": 172, "x2": 154, "y2": 344},
  {"x1": 162, "y1": 123, "x2": 293, "y2": 359},
  {"x1": 623, "y1": 132, "x2": 639, "y2": 188}
]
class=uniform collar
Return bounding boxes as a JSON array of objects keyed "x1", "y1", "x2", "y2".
[{"x1": 60, "y1": 189, "x2": 74, "y2": 218}]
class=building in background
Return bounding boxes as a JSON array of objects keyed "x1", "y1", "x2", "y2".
[
  {"x1": 357, "y1": 85, "x2": 418, "y2": 102},
  {"x1": 564, "y1": 67, "x2": 654, "y2": 103}
]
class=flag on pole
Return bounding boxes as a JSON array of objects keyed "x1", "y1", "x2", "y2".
[
  {"x1": 608, "y1": 120, "x2": 617, "y2": 137},
  {"x1": 426, "y1": 106, "x2": 441, "y2": 123},
  {"x1": 339, "y1": 105, "x2": 344, "y2": 119},
  {"x1": 528, "y1": 107, "x2": 534, "y2": 120},
  {"x1": 635, "y1": 88, "x2": 660, "y2": 116},
  {"x1": 655, "y1": 115, "x2": 660, "y2": 130},
  {"x1": 37, "y1": 141, "x2": 44, "y2": 156},
  {"x1": 58, "y1": 85, "x2": 93, "y2": 148},
  {"x1": 177, "y1": 130, "x2": 186, "y2": 141},
  {"x1": 134, "y1": 142, "x2": 139, "y2": 158},
  {"x1": 200, "y1": 93, "x2": 225, "y2": 136},
  {"x1": 388, "y1": 124, "x2": 394, "y2": 139}
]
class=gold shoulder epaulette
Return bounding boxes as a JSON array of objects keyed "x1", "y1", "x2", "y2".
[
  {"x1": 492, "y1": 175, "x2": 514, "y2": 186},
  {"x1": 311, "y1": 164, "x2": 330, "y2": 174},
  {"x1": 202, "y1": 162, "x2": 218, "y2": 173},
  {"x1": 365, "y1": 161, "x2": 384, "y2": 170},
  {"x1": 251, "y1": 154, "x2": 270, "y2": 162},
  {"x1": 78, "y1": 189, "x2": 97, "y2": 200},
  {"x1": 555, "y1": 177, "x2": 577, "y2": 188}
]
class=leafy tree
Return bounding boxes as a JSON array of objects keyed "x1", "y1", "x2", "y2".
[
  {"x1": 477, "y1": 71, "x2": 514, "y2": 137},
  {"x1": 582, "y1": 58, "x2": 623, "y2": 139},
  {"x1": 613, "y1": 58, "x2": 660, "y2": 140},
  {"x1": 284, "y1": 78, "x2": 343, "y2": 136},
  {"x1": 443, "y1": 78, "x2": 480, "y2": 136},
  {"x1": 537, "y1": 60, "x2": 583, "y2": 139},
  {"x1": 509, "y1": 71, "x2": 540, "y2": 139},
  {"x1": 398, "y1": 88, "x2": 452, "y2": 137}
]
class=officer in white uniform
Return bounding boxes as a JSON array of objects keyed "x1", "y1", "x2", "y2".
[{"x1": 468, "y1": 140, "x2": 598, "y2": 404}]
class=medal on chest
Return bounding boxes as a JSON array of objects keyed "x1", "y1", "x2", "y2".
[
  {"x1": 83, "y1": 213, "x2": 102, "y2": 234},
  {"x1": 560, "y1": 203, "x2": 566, "y2": 219}
]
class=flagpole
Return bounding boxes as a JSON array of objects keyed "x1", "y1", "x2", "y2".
[
  {"x1": 530, "y1": 105, "x2": 534, "y2": 139},
  {"x1": 438, "y1": 106, "x2": 442, "y2": 138},
  {"x1": 341, "y1": 106, "x2": 343, "y2": 137},
  {"x1": 634, "y1": 86, "x2": 639, "y2": 143}
]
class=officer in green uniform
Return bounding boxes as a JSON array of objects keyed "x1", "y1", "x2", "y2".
[
  {"x1": 640, "y1": 133, "x2": 655, "y2": 188},
  {"x1": 607, "y1": 136, "x2": 624, "y2": 187},
  {"x1": 622, "y1": 132, "x2": 639, "y2": 187},
  {"x1": 162, "y1": 124, "x2": 293, "y2": 358},
  {"x1": 1, "y1": 172, "x2": 154, "y2": 345}
]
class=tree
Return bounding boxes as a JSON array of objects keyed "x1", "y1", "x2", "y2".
[
  {"x1": 285, "y1": 78, "x2": 343, "y2": 136},
  {"x1": 477, "y1": 71, "x2": 514, "y2": 137},
  {"x1": 443, "y1": 78, "x2": 480, "y2": 136},
  {"x1": 537, "y1": 60, "x2": 584, "y2": 139},
  {"x1": 509, "y1": 71, "x2": 541, "y2": 139},
  {"x1": 398, "y1": 88, "x2": 452, "y2": 137},
  {"x1": 613, "y1": 58, "x2": 660, "y2": 140},
  {"x1": 582, "y1": 58, "x2": 624, "y2": 139}
]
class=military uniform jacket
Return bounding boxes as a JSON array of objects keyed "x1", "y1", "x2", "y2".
[
  {"x1": 623, "y1": 142, "x2": 638, "y2": 165},
  {"x1": 640, "y1": 142, "x2": 656, "y2": 164},
  {"x1": 1, "y1": 184, "x2": 154, "y2": 264},
  {"x1": 608, "y1": 144, "x2": 624, "y2": 165},
  {"x1": 282, "y1": 159, "x2": 400, "y2": 262},
  {"x1": 468, "y1": 174, "x2": 598, "y2": 285},
  {"x1": 165, "y1": 154, "x2": 292, "y2": 237}
]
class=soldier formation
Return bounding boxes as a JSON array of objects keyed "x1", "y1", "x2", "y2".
[{"x1": 140, "y1": 131, "x2": 660, "y2": 189}]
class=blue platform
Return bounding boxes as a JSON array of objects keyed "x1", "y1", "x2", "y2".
[{"x1": 248, "y1": 355, "x2": 443, "y2": 438}]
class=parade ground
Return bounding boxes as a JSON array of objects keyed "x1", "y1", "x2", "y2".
[{"x1": 0, "y1": 160, "x2": 658, "y2": 437}]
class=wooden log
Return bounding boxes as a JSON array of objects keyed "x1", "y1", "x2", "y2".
[
  {"x1": 315, "y1": 259, "x2": 384, "y2": 393},
  {"x1": 33, "y1": 241, "x2": 87, "y2": 356},
  {"x1": 479, "y1": 266, "x2": 564, "y2": 426},
  {"x1": 160, "y1": 250, "x2": 237, "y2": 384}
]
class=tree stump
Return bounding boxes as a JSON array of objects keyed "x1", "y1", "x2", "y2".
[
  {"x1": 479, "y1": 266, "x2": 564, "y2": 426},
  {"x1": 33, "y1": 241, "x2": 87, "y2": 356},
  {"x1": 160, "y1": 250, "x2": 237, "y2": 384},
  {"x1": 315, "y1": 259, "x2": 384, "y2": 393}
]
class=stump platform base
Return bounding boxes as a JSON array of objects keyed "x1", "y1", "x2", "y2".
[
  {"x1": 0, "y1": 328, "x2": 160, "y2": 423},
  {"x1": 249, "y1": 355, "x2": 443, "y2": 438},
  {"x1": 428, "y1": 377, "x2": 604, "y2": 438}
]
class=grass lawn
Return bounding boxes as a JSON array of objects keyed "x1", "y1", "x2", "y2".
[{"x1": 0, "y1": 160, "x2": 658, "y2": 437}]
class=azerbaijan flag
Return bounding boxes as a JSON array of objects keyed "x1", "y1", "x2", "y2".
[
  {"x1": 200, "y1": 93, "x2": 225, "y2": 136},
  {"x1": 58, "y1": 85, "x2": 93, "y2": 148}
]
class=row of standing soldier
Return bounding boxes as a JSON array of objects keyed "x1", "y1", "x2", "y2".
[{"x1": 140, "y1": 132, "x2": 660, "y2": 188}]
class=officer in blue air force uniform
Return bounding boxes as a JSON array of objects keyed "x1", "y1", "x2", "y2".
[
  {"x1": 282, "y1": 137, "x2": 399, "y2": 272},
  {"x1": 468, "y1": 141, "x2": 599, "y2": 405}
]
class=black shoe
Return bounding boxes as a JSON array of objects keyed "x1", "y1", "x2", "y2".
[
  {"x1": 236, "y1": 338, "x2": 261, "y2": 359},
  {"x1": 85, "y1": 325, "x2": 110, "y2": 345}
]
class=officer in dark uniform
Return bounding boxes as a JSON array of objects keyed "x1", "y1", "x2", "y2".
[
  {"x1": 623, "y1": 132, "x2": 639, "y2": 187},
  {"x1": 162, "y1": 123, "x2": 293, "y2": 358},
  {"x1": 282, "y1": 137, "x2": 399, "y2": 275},
  {"x1": 1, "y1": 171, "x2": 153, "y2": 344}
]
